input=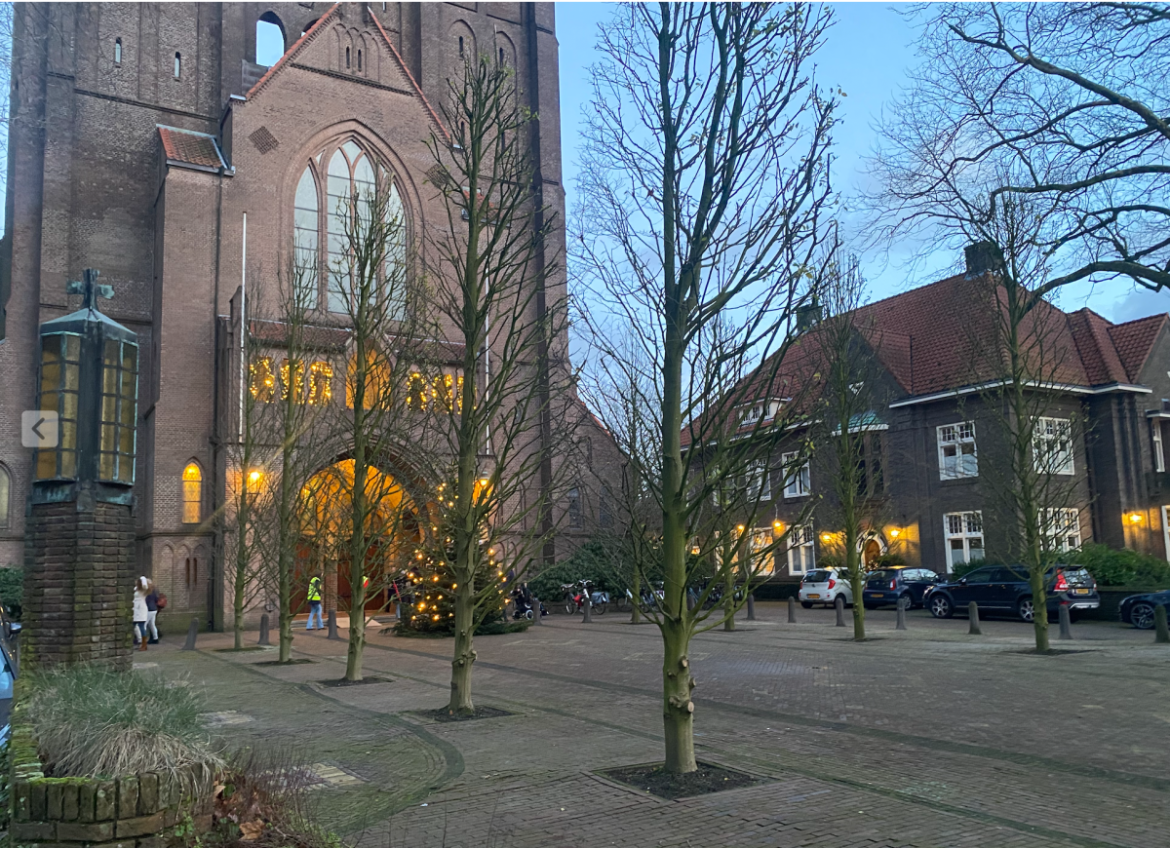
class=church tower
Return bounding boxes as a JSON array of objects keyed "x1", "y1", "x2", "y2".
[{"x1": 0, "y1": 3, "x2": 567, "y2": 628}]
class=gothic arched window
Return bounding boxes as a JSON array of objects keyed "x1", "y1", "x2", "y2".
[
  {"x1": 292, "y1": 139, "x2": 408, "y2": 318},
  {"x1": 182, "y1": 462, "x2": 202, "y2": 524}
]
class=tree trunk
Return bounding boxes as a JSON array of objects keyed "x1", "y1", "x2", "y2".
[
  {"x1": 1030, "y1": 569, "x2": 1050, "y2": 652},
  {"x1": 630, "y1": 570, "x2": 642, "y2": 624},
  {"x1": 723, "y1": 568, "x2": 735, "y2": 632},
  {"x1": 850, "y1": 572, "x2": 866, "y2": 641},
  {"x1": 345, "y1": 598, "x2": 364, "y2": 681},
  {"x1": 661, "y1": 618, "x2": 697, "y2": 773},
  {"x1": 448, "y1": 580, "x2": 477, "y2": 715},
  {"x1": 278, "y1": 546, "x2": 292, "y2": 662}
]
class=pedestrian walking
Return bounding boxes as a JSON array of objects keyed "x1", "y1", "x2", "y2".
[
  {"x1": 144, "y1": 580, "x2": 161, "y2": 644},
  {"x1": 133, "y1": 576, "x2": 150, "y2": 651},
  {"x1": 306, "y1": 574, "x2": 324, "y2": 630}
]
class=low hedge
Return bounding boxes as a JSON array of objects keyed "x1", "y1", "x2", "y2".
[
  {"x1": 1068, "y1": 543, "x2": 1170, "y2": 589},
  {"x1": 948, "y1": 545, "x2": 1170, "y2": 589}
]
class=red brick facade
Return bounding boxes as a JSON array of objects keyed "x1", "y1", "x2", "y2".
[{"x1": 0, "y1": 3, "x2": 609, "y2": 630}]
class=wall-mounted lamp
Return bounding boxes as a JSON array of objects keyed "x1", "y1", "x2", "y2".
[
  {"x1": 888, "y1": 527, "x2": 900, "y2": 539},
  {"x1": 820, "y1": 532, "x2": 833, "y2": 543},
  {"x1": 1128, "y1": 512, "x2": 1144, "y2": 525}
]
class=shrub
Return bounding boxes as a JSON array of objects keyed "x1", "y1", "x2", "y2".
[
  {"x1": 950, "y1": 559, "x2": 987, "y2": 580},
  {"x1": 0, "y1": 565, "x2": 23, "y2": 620},
  {"x1": 815, "y1": 554, "x2": 843, "y2": 571},
  {"x1": 527, "y1": 539, "x2": 632, "y2": 601},
  {"x1": 1069, "y1": 543, "x2": 1170, "y2": 588},
  {"x1": 872, "y1": 553, "x2": 905, "y2": 568},
  {"x1": 28, "y1": 664, "x2": 222, "y2": 784}
]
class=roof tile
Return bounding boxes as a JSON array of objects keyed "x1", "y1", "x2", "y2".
[{"x1": 158, "y1": 125, "x2": 226, "y2": 171}]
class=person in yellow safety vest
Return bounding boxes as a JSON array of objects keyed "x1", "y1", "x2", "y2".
[{"x1": 306, "y1": 575, "x2": 324, "y2": 631}]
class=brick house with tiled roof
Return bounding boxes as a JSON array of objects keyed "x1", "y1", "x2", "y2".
[
  {"x1": 0, "y1": 3, "x2": 616, "y2": 629},
  {"x1": 725, "y1": 249, "x2": 1170, "y2": 580}
]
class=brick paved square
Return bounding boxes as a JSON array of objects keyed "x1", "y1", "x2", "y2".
[{"x1": 149, "y1": 603, "x2": 1168, "y2": 847}]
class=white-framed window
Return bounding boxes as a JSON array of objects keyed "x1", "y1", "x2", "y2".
[
  {"x1": 787, "y1": 524, "x2": 815, "y2": 574},
  {"x1": 747, "y1": 528, "x2": 775, "y2": 576},
  {"x1": 1041, "y1": 508, "x2": 1082, "y2": 552},
  {"x1": 781, "y1": 451, "x2": 810, "y2": 498},
  {"x1": 1033, "y1": 417, "x2": 1075, "y2": 475},
  {"x1": 1153, "y1": 420, "x2": 1165, "y2": 473},
  {"x1": 938, "y1": 421, "x2": 978, "y2": 479},
  {"x1": 943, "y1": 511, "x2": 984, "y2": 571},
  {"x1": 744, "y1": 460, "x2": 770, "y2": 502}
]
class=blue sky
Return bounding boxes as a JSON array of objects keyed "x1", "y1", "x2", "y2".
[{"x1": 554, "y1": 2, "x2": 1170, "y2": 325}]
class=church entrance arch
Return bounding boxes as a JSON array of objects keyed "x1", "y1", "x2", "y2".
[{"x1": 295, "y1": 458, "x2": 424, "y2": 616}]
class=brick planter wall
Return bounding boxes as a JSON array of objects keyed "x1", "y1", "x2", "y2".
[{"x1": 8, "y1": 695, "x2": 214, "y2": 848}]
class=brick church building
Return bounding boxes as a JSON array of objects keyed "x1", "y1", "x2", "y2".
[{"x1": 0, "y1": 3, "x2": 617, "y2": 628}]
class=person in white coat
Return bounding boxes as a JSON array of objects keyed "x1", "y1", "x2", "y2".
[{"x1": 132, "y1": 576, "x2": 150, "y2": 651}]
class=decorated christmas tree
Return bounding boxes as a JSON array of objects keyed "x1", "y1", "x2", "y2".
[{"x1": 396, "y1": 482, "x2": 508, "y2": 635}]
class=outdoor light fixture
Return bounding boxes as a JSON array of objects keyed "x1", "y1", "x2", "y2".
[
  {"x1": 1128, "y1": 512, "x2": 1144, "y2": 524},
  {"x1": 889, "y1": 528, "x2": 901, "y2": 539},
  {"x1": 772, "y1": 520, "x2": 783, "y2": 532},
  {"x1": 820, "y1": 532, "x2": 833, "y2": 543},
  {"x1": 32, "y1": 269, "x2": 138, "y2": 506}
]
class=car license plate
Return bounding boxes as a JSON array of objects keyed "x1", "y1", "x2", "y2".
[
  {"x1": 1073, "y1": 588, "x2": 1089, "y2": 595},
  {"x1": 807, "y1": 593, "x2": 820, "y2": 599},
  {"x1": 871, "y1": 592, "x2": 884, "y2": 598}
]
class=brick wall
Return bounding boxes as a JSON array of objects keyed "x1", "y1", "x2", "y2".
[{"x1": 22, "y1": 499, "x2": 135, "y2": 670}]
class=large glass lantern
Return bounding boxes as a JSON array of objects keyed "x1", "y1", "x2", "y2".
[{"x1": 31, "y1": 270, "x2": 138, "y2": 505}]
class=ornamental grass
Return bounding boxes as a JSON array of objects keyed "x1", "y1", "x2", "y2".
[{"x1": 27, "y1": 663, "x2": 222, "y2": 787}]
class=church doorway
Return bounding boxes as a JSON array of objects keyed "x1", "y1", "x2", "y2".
[{"x1": 295, "y1": 459, "x2": 422, "y2": 615}]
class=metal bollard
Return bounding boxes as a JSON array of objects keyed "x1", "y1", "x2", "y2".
[
  {"x1": 532, "y1": 596, "x2": 543, "y2": 626},
  {"x1": 835, "y1": 594, "x2": 846, "y2": 627},
  {"x1": 746, "y1": 593, "x2": 756, "y2": 621},
  {"x1": 258, "y1": 613, "x2": 270, "y2": 646},
  {"x1": 182, "y1": 617, "x2": 199, "y2": 651},
  {"x1": 327, "y1": 609, "x2": 342, "y2": 640},
  {"x1": 1155, "y1": 605, "x2": 1169, "y2": 644},
  {"x1": 787, "y1": 596, "x2": 797, "y2": 623},
  {"x1": 895, "y1": 597, "x2": 908, "y2": 631},
  {"x1": 1058, "y1": 602, "x2": 1073, "y2": 640},
  {"x1": 582, "y1": 593, "x2": 593, "y2": 624},
  {"x1": 968, "y1": 601, "x2": 982, "y2": 635}
]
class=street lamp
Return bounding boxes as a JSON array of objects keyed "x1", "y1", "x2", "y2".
[
  {"x1": 32, "y1": 269, "x2": 138, "y2": 505},
  {"x1": 25, "y1": 269, "x2": 140, "y2": 670}
]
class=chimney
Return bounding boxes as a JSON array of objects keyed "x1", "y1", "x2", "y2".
[
  {"x1": 796, "y1": 298, "x2": 822, "y2": 332},
  {"x1": 965, "y1": 241, "x2": 1004, "y2": 276}
]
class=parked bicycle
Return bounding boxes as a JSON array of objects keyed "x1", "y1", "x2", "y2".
[{"x1": 562, "y1": 580, "x2": 609, "y2": 615}]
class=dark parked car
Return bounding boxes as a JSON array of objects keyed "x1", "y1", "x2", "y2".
[
  {"x1": 862, "y1": 566, "x2": 940, "y2": 610},
  {"x1": 924, "y1": 565, "x2": 1099, "y2": 622},
  {"x1": 1118, "y1": 590, "x2": 1170, "y2": 630}
]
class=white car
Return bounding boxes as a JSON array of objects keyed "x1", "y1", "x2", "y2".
[{"x1": 798, "y1": 568, "x2": 853, "y2": 608}]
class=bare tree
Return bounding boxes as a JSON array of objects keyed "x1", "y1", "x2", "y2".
[
  {"x1": 224, "y1": 311, "x2": 267, "y2": 651},
  {"x1": 578, "y1": 330, "x2": 659, "y2": 623},
  {"x1": 249, "y1": 266, "x2": 328, "y2": 665},
  {"x1": 870, "y1": 2, "x2": 1170, "y2": 294},
  {"x1": 811, "y1": 254, "x2": 889, "y2": 642},
  {"x1": 422, "y1": 54, "x2": 567, "y2": 715},
  {"x1": 318, "y1": 175, "x2": 426, "y2": 683},
  {"x1": 954, "y1": 198, "x2": 1088, "y2": 653},
  {"x1": 575, "y1": 3, "x2": 836, "y2": 773}
]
